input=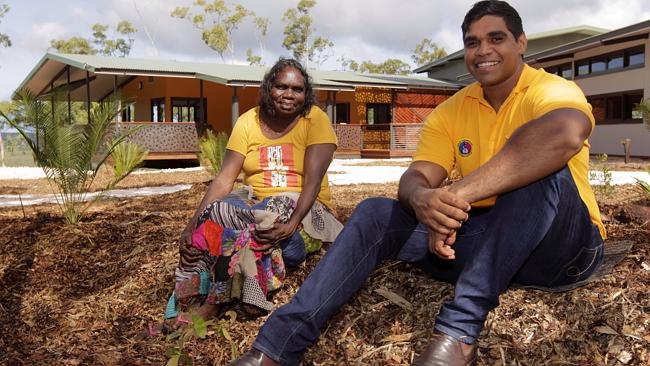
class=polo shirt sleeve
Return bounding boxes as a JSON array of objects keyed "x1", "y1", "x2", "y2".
[
  {"x1": 226, "y1": 112, "x2": 249, "y2": 156},
  {"x1": 306, "y1": 106, "x2": 338, "y2": 146},
  {"x1": 530, "y1": 80, "x2": 596, "y2": 131},
  {"x1": 412, "y1": 107, "x2": 455, "y2": 174}
]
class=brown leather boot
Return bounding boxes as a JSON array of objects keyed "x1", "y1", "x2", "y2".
[
  {"x1": 228, "y1": 349, "x2": 282, "y2": 366},
  {"x1": 411, "y1": 331, "x2": 477, "y2": 366}
]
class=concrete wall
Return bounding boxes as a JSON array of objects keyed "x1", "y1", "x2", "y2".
[{"x1": 590, "y1": 123, "x2": 650, "y2": 157}]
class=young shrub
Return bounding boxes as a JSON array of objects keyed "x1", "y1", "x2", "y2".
[
  {"x1": 110, "y1": 139, "x2": 148, "y2": 184},
  {"x1": 197, "y1": 129, "x2": 228, "y2": 176},
  {"x1": 636, "y1": 171, "x2": 650, "y2": 200},
  {"x1": 0, "y1": 88, "x2": 145, "y2": 224}
]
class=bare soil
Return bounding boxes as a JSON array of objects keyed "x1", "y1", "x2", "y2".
[{"x1": 0, "y1": 176, "x2": 648, "y2": 365}]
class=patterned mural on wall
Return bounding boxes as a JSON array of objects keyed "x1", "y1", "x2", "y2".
[
  {"x1": 108, "y1": 122, "x2": 199, "y2": 153},
  {"x1": 355, "y1": 88, "x2": 392, "y2": 149},
  {"x1": 394, "y1": 93, "x2": 450, "y2": 124}
]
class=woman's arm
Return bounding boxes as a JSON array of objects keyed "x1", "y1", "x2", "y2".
[
  {"x1": 255, "y1": 143, "x2": 336, "y2": 244},
  {"x1": 179, "y1": 150, "x2": 245, "y2": 248}
]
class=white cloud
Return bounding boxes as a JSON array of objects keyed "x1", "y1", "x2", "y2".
[
  {"x1": 25, "y1": 22, "x2": 67, "y2": 52},
  {"x1": 1, "y1": 0, "x2": 650, "y2": 100}
]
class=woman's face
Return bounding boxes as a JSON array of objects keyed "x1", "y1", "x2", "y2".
[{"x1": 270, "y1": 66, "x2": 306, "y2": 119}]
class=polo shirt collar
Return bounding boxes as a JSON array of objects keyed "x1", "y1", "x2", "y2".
[{"x1": 466, "y1": 64, "x2": 538, "y2": 103}]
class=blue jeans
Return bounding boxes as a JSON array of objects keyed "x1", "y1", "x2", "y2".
[{"x1": 253, "y1": 167, "x2": 604, "y2": 365}]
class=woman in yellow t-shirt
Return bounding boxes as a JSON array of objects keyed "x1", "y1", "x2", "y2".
[{"x1": 149, "y1": 59, "x2": 342, "y2": 335}]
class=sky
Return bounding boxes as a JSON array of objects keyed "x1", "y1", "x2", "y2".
[{"x1": 0, "y1": 0, "x2": 649, "y2": 100}]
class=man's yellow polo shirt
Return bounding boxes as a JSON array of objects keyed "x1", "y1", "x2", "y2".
[{"x1": 414, "y1": 65, "x2": 605, "y2": 238}]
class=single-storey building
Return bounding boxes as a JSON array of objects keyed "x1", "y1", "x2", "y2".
[{"x1": 16, "y1": 53, "x2": 460, "y2": 160}]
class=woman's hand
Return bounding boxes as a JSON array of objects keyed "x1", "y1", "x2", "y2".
[
  {"x1": 178, "y1": 221, "x2": 195, "y2": 252},
  {"x1": 253, "y1": 220, "x2": 300, "y2": 251}
]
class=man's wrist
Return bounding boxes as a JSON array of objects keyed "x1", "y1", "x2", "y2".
[{"x1": 448, "y1": 182, "x2": 470, "y2": 203}]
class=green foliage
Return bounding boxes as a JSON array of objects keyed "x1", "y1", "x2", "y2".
[
  {"x1": 197, "y1": 129, "x2": 228, "y2": 176},
  {"x1": 165, "y1": 310, "x2": 238, "y2": 365},
  {"x1": 0, "y1": 3, "x2": 10, "y2": 48},
  {"x1": 636, "y1": 171, "x2": 650, "y2": 199},
  {"x1": 0, "y1": 89, "x2": 144, "y2": 224},
  {"x1": 282, "y1": 0, "x2": 333, "y2": 66},
  {"x1": 246, "y1": 48, "x2": 262, "y2": 66},
  {"x1": 590, "y1": 153, "x2": 613, "y2": 197},
  {"x1": 50, "y1": 37, "x2": 95, "y2": 55},
  {"x1": 411, "y1": 38, "x2": 447, "y2": 66},
  {"x1": 50, "y1": 21, "x2": 137, "y2": 57},
  {"x1": 110, "y1": 139, "x2": 148, "y2": 183},
  {"x1": 172, "y1": 0, "x2": 251, "y2": 62},
  {"x1": 341, "y1": 58, "x2": 411, "y2": 75}
]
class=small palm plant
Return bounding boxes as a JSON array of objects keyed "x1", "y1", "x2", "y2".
[
  {"x1": 197, "y1": 129, "x2": 229, "y2": 176},
  {"x1": 0, "y1": 88, "x2": 147, "y2": 224}
]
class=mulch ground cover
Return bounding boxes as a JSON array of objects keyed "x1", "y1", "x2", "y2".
[{"x1": 0, "y1": 181, "x2": 648, "y2": 365}]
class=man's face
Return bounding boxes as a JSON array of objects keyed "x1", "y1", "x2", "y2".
[
  {"x1": 463, "y1": 15, "x2": 527, "y2": 88},
  {"x1": 270, "y1": 66, "x2": 306, "y2": 119}
]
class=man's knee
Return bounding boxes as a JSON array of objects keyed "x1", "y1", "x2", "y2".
[{"x1": 350, "y1": 197, "x2": 396, "y2": 223}]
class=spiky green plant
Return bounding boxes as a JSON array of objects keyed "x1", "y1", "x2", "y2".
[
  {"x1": 636, "y1": 171, "x2": 650, "y2": 199},
  {"x1": 0, "y1": 88, "x2": 145, "y2": 224},
  {"x1": 110, "y1": 139, "x2": 148, "y2": 182},
  {"x1": 197, "y1": 129, "x2": 228, "y2": 176}
]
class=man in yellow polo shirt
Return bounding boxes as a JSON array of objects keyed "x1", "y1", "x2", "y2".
[{"x1": 230, "y1": 1, "x2": 605, "y2": 366}]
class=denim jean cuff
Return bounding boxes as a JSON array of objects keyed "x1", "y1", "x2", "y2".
[
  {"x1": 433, "y1": 324, "x2": 476, "y2": 345},
  {"x1": 252, "y1": 339, "x2": 301, "y2": 366}
]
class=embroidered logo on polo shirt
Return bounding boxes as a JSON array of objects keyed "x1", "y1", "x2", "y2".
[{"x1": 458, "y1": 139, "x2": 473, "y2": 157}]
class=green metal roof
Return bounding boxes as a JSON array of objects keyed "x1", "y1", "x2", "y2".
[
  {"x1": 17, "y1": 53, "x2": 463, "y2": 101},
  {"x1": 18, "y1": 53, "x2": 354, "y2": 93}
]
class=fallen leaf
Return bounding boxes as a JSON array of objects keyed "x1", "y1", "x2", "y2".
[
  {"x1": 374, "y1": 287, "x2": 413, "y2": 311},
  {"x1": 596, "y1": 325, "x2": 619, "y2": 335}
]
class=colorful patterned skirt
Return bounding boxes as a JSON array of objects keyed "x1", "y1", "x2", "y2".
[{"x1": 165, "y1": 188, "x2": 343, "y2": 318}]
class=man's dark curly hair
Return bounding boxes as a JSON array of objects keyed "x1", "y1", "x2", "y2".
[
  {"x1": 461, "y1": 0, "x2": 524, "y2": 40},
  {"x1": 258, "y1": 58, "x2": 316, "y2": 119}
]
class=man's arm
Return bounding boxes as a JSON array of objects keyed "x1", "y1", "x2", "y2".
[{"x1": 449, "y1": 108, "x2": 592, "y2": 203}]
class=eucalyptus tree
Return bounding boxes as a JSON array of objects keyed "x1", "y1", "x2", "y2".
[
  {"x1": 0, "y1": 3, "x2": 10, "y2": 48},
  {"x1": 50, "y1": 21, "x2": 137, "y2": 56},
  {"x1": 171, "y1": 0, "x2": 250, "y2": 63},
  {"x1": 282, "y1": 0, "x2": 333, "y2": 67}
]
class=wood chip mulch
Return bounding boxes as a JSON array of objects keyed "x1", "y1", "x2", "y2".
[{"x1": 0, "y1": 181, "x2": 648, "y2": 365}]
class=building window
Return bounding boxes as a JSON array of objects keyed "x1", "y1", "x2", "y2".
[
  {"x1": 171, "y1": 98, "x2": 207, "y2": 123},
  {"x1": 335, "y1": 102, "x2": 350, "y2": 124},
  {"x1": 590, "y1": 57, "x2": 606, "y2": 73},
  {"x1": 628, "y1": 48, "x2": 645, "y2": 66},
  {"x1": 546, "y1": 63, "x2": 572, "y2": 79},
  {"x1": 607, "y1": 53, "x2": 624, "y2": 70},
  {"x1": 576, "y1": 60, "x2": 589, "y2": 76},
  {"x1": 574, "y1": 46, "x2": 645, "y2": 78},
  {"x1": 587, "y1": 90, "x2": 644, "y2": 124},
  {"x1": 121, "y1": 102, "x2": 135, "y2": 122},
  {"x1": 151, "y1": 98, "x2": 165, "y2": 122},
  {"x1": 366, "y1": 103, "x2": 391, "y2": 125}
]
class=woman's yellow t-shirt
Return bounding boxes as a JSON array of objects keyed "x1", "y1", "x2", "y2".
[{"x1": 226, "y1": 106, "x2": 338, "y2": 210}]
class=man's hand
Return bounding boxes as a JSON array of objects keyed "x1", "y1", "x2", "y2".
[
  {"x1": 410, "y1": 186, "x2": 471, "y2": 235},
  {"x1": 429, "y1": 229, "x2": 458, "y2": 260}
]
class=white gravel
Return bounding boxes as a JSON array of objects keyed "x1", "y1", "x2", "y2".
[{"x1": 0, "y1": 159, "x2": 648, "y2": 208}]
